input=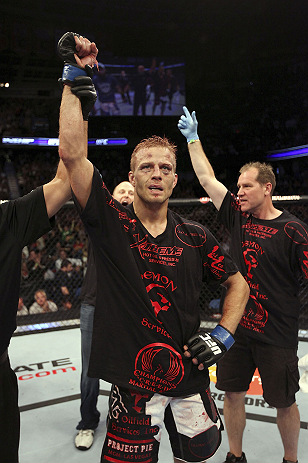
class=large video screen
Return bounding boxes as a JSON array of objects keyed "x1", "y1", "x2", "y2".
[{"x1": 89, "y1": 57, "x2": 185, "y2": 117}]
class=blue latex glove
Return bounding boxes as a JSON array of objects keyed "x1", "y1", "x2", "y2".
[{"x1": 178, "y1": 106, "x2": 199, "y2": 143}]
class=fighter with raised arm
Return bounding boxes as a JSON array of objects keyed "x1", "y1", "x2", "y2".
[
  {"x1": 57, "y1": 33, "x2": 249, "y2": 463},
  {"x1": 178, "y1": 106, "x2": 305, "y2": 463}
]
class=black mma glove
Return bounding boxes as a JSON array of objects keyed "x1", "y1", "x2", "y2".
[
  {"x1": 185, "y1": 324, "x2": 235, "y2": 369},
  {"x1": 70, "y1": 76, "x2": 97, "y2": 121},
  {"x1": 57, "y1": 31, "x2": 94, "y2": 84}
]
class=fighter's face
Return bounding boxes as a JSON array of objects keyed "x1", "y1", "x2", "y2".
[
  {"x1": 113, "y1": 182, "x2": 134, "y2": 206},
  {"x1": 129, "y1": 147, "x2": 177, "y2": 205},
  {"x1": 237, "y1": 168, "x2": 270, "y2": 214}
]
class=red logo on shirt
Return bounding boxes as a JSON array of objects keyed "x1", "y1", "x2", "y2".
[
  {"x1": 145, "y1": 283, "x2": 171, "y2": 323},
  {"x1": 132, "y1": 343, "x2": 184, "y2": 393},
  {"x1": 284, "y1": 221, "x2": 308, "y2": 245},
  {"x1": 175, "y1": 223, "x2": 206, "y2": 247}
]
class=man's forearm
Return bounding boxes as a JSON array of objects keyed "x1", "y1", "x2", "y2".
[
  {"x1": 220, "y1": 272, "x2": 249, "y2": 334},
  {"x1": 59, "y1": 85, "x2": 87, "y2": 165},
  {"x1": 188, "y1": 140, "x2": 227, "y2": 209},
  {"x1": 187, "y1": 140, "x2": 216, "y2": 189}
]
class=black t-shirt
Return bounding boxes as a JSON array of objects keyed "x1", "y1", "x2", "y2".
[
  {"x1": 0, "y1": 187, "x2": 52, "y2": 355},
  {"x1": 217, "y1": 191, "x2": 308, "y2": 348},
  {"x1": 73, "y1": 168, "x2": 238, "y2": 396},
  {"x1": 80, "y1": 240, "x2": 97, "y2": 306}
]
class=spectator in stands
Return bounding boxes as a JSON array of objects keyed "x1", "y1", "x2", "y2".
[
  {"x1": 58, "y1": 220, "x2": 75, "y2": 246},
  {"x1": 53, "y1": 258, "x2": 74, "y2": 309},
  {"x1": 55, "y1": 249, "x2": 82, "y2": 270},
  {"x1": 25, "y1": 249, "x2": 47, "y2": 297},
  {"x1": 29, "y1": 289, "x2": 58, "y2": 314},
  {"x1": 70, "y1": 263, "x2": 84, "y2": 300},
  {"x1": 16, "y1": 297, "x2": 28, "y2": 316}
]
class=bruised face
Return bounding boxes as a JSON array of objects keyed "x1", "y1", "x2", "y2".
[
  {"x1": 113, "y1": 181, "x2": 134, "y2": 206},
  {"x1": 128, "y1": 147, "x2": 177, "y2": 205},
  {"x1": 237, "y1": 167, "x2": 271, "y2": 214}
]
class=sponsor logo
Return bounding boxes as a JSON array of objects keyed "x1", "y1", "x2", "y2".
[
  {"x1": 131, "y1": 234, "x2": 182, "y2": 266},
  {"x1": 242, "y1": 222, "x2": 278, "y2": 239},
  {"x1": 175, "y1": 223, "x2": 206, "y2": 247},
  {"x1": 284, "y1": 221, "x2": 308, "y2": 245},
  {"x1": 243, "y1": 248, "x2": 259, "y2": 278},
  {"x1": 13, "y1": 358, "x2": 75, "y2": 381},
  {"x1": 141, "y1": 271, "x2": 176, "y2": 323},
  {"x1": 207, "y1": 245, "x2": 226, "y2": 273},
  {"x1": 131, "y1": 343, "x2": 184, "y2": 393}
]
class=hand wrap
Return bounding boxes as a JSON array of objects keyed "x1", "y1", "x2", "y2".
[{"x1": 185, "y1": 325, "x2": 234, "y2": 369}]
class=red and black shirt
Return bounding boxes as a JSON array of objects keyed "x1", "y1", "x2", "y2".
[
  {"x1": 217, "y1": 191, "x2": 308, "y2": 348},
  {"x1": 74, "y1": 168, "x2": 239, "y2": 396}
]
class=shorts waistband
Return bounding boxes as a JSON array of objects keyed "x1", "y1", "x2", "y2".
[{"x1": 0, "y1": 349, "x2": 8, "y2": 365}]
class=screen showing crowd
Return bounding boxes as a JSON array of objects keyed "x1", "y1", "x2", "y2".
[{"x1": 89, "y1": 57, "x2": 185, "y2": 117}]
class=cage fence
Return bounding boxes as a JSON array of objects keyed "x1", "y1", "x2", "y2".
[{"x1": 15, "y1": 197, "x2": 308, "y2": 340}]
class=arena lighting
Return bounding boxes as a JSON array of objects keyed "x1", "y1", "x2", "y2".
[
  {"x1": 267, "y1": 144, "x2": 308, "y2": 161},
  {"x1": 15, "y1": 319, "x2": 80, "y2": 334},
  {"x1": 1, "y1": 137, "x2": 128, "y2": 147}
]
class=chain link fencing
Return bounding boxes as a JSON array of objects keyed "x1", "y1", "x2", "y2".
[{"x1": 15, "y1": 197, "x2": 308, "y2": 340}]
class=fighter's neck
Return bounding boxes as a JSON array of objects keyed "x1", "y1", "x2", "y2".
[{"x1": 133, "y1": 201, "x2": 168, "y2": 238}]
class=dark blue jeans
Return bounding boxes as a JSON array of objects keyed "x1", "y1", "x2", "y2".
[{"x1": 76, "y1": 303, "x2": 100, "y2": 430}]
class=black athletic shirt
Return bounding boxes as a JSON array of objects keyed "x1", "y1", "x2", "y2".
[
  {"x1": 217, "y1": 191, "x2": 308, "y2": 348},
  {"x1": 73, "y1": 167, "x2": 239, "y2": 396},
  {"x1": 80, "y1": 240, "x2": 96, "y2": 306},
  {"x1": 0, "y1": 187, "x2": 52, "y2": 356}
]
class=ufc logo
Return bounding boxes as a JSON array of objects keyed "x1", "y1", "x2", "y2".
[{"x1": 199, "y1": 333, "x2": 222, "y2": 356}]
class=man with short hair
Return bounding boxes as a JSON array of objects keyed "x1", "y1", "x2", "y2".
[
  {"x1": 29, "y1": 289, "x2": 58, "y2": 314},
  {"x1": 75, "y1": 180, "x2": 134, "y2": 451},
  {"x1": 57, "y1": 32, "x2": 249, "y2": 463},
  {"x1": 178, "y1": 106, "x2": 306, "y2": 463}
]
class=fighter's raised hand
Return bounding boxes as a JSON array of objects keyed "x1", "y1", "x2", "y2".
[
  {"x1": 73, "y1": 35, "x2": 98, "y2": 68},
  {"x1": 58, "y1": 32, "x2": 98, "y2": 83}
]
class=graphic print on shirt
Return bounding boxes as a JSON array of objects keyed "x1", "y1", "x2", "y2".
[
  {"x1": 206, "y1": 245, "x2": 226, "y2": 279},
  {"x1": 130, "y1": 233, "x2": 183, "y2": 267},
  {"x1": 284, "y1": 221, "x2": 308, "y2": 245},
  {"x1": 284, "y1": 221, "x2": 308, "y2": 280},
  {"x1": 145, "y1": 283, "x2": 171, "y2": 323},
  {"x1": 104, "y1": 385, "x2": 160, "y2": 463},
  {"x1": 240, "y1": 220, "x2": 273, "y2": 332},
  {"x1": 130, "y1": 342, "x2": 185, "y2": 393},
  {"x1": 105, "y1": 191, "x2": 137, "y2": 232},
  {"x1": 175, "y1": 222, "x2": 207, "y2": 247}
]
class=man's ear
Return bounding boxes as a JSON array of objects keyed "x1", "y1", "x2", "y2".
[
  {"x1": 173, "y1": 173, "x2": 178, "y2": 189},
  {"x1": 264, "y1": 182, "x2": 272, "y2": 196},
  {"x1": 128, "y1": 171, "x2": 135, "y2": 187}
]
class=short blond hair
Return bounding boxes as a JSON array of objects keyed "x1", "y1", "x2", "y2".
[
  {"x1": 34, "y1": 289, "x2": 47, "y2": 299},
  {"x1": 130, "y1": 135, "x2": 177, "y2": 171},
  {"x1": 240, "y1": 162, "x2": 276, "y2": 195}
]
